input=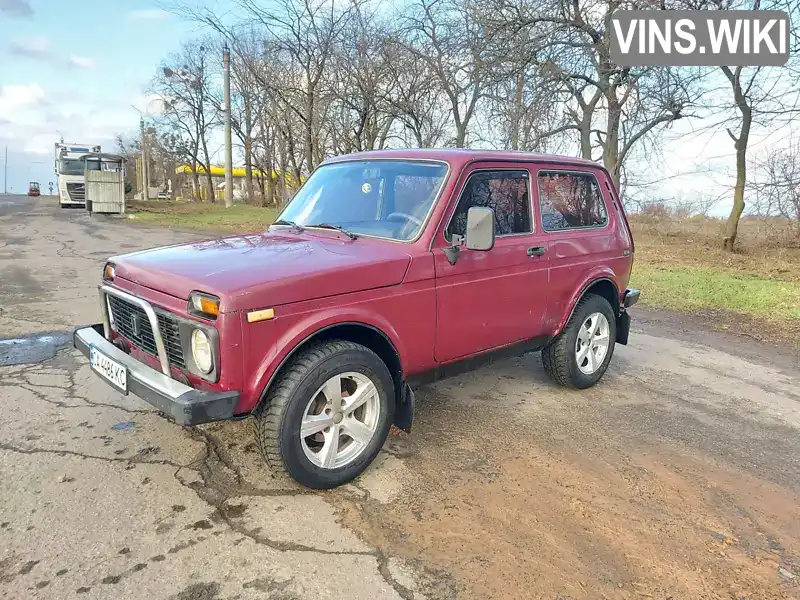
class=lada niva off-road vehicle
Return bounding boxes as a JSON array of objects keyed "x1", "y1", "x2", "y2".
[{"x1": 74, "y1": 149, "x2": 640, "y2": 489}]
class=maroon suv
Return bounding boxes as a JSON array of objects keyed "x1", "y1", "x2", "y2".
[{"x1": 74, "y1": 149, "x2": 639, "y2": 489}]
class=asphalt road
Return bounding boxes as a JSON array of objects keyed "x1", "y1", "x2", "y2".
[{"x1": 1, "y1": 194, "x2": 799, "y2": 600}]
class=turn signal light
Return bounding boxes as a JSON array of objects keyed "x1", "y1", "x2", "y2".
[{"x1": 188, "y1": 291, "x2": 220, "y2": 319}]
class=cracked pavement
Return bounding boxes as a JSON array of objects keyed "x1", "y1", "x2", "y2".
[
  {"x1": 2, "y1": 195, "x2": 800, "y2": 600},
  {"x1": 1, "y1": 196, "x2": 417, "y2": 600}
]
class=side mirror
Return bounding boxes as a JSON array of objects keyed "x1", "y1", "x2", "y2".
[{"x1": 465, "y1": 206, "x2": 495, "y2": 251}]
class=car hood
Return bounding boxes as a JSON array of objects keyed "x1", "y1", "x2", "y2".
[{"x1": 112, "y1": 230, "x2": 413, "y2": 312}]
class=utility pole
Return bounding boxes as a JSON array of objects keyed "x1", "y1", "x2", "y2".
[
  {"x1": 223, "y1": 43, "x2": 234, "y2": 209},
  {"x1": 3, "y1": 145, "x2": 7, "y2": 195},
  {"x1": 139, "y1": 116, "x2": 150, "y2": 202}
]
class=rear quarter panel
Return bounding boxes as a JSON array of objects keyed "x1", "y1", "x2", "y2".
[{"x1": 531, "y1": 164, "x2": 633, "y2": 335}]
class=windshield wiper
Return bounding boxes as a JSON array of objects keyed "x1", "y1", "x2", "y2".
[
  {"x1": 272, "y1": 219, "x2": 304, "y2": 232},
  {"x1": 308, "y1": 223, "x2": 358, "y2": 240}
]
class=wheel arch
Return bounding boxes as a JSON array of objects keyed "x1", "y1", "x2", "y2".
[
  {"x1": 556, "y1": 276, "x2": 621, "y2": 336},
  {"x1": 252, "y1": 321, "x2": 404, "y2": 415}
]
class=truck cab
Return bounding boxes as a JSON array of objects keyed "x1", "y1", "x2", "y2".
[
  {"x1": 54, "y1": 142, "x2": 101, "y2": 208},
  {"x1": 74, "y1": 149, "x2": 639, "y2": 489}
]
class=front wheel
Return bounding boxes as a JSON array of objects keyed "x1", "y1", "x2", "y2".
[
  {"x1": 542, "y1": 294, "x2": 617, "y2": 389},
  {"x1": 255, "y1": 340, "x2": 394, "y2": 489}
]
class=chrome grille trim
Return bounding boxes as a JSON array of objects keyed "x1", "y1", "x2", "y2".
[
  {"x1": 107, "y1": 295, "x2": 186, "y2": 369},
  {"x1": 99, "y1": 285, "x2": 170, "y2": 375}
]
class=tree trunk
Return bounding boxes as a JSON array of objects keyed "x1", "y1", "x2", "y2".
[
  {"x1": 205, "y1": 171, "x2": 216, "y2": 203},
  {"x1": 265, "y1": 156, "x2": 275, "y2": 209},
  {"x1": 191, "y1": 159, "x2": 200, "y2": 202},
  {"x1": 723, "y1": 118, "x2": 751, "y2": 251},
  {"x1": 455, "y1": 124, "x2": 467, "y2": 148},
  {"x1": 722, "y1": 68, "x2": 753, "y2": 252},
  {"x1": 511, "y1": 70, "x2": 525, "y2": 151},
  {"x1": 603, "y1": 92, "x2": 622, "y2": 188},
  {"x1": 244, "y1": 98, "x2": 254, "y2": 204},
  {"x1": 304, "y1": 91, "x2": 315, "y2": 172}
]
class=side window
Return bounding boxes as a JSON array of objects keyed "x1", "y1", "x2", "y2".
[
  {"x1": 447, "y1": 170, "x2": 531, "y2": 239},
  {"x1": 538, "y1": 171, "x2": 608, "y2": 231}
]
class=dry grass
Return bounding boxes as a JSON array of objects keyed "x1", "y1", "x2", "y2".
[
  {"x1": 628, "y1": 215, "x2": 800, "y2": 340},
  {"x1": 629, "y1": 215, "x2": 800, "y2": 282}
]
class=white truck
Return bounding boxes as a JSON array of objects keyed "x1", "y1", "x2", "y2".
[{"x1": 54, "y1": 142, "x2": 101, "y2": 208}]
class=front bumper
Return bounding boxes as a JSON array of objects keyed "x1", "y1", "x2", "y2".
[{"x1": 73, "y1": 324, "x2": 238, "y2": 425}]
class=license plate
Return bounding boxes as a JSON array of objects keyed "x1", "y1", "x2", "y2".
[{"x1": 90, "y1": 345, "x2": 128, "y2": 393}]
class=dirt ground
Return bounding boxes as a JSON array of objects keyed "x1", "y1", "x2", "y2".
[{"x1": 1, "y1": 195, "x2": 799, "y2": 600}]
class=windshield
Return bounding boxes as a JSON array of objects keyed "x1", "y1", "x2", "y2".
[
  {"x1": 276, "y1": 160, "x2": 448, "y2": 241},
  {"x1": 59, "y1": 159, "x2": 84, "y2": 176}
]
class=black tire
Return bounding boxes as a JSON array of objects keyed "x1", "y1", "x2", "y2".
[
  {"x1": 254, "y1": 340, "x2": 395, "y2": 489},
  {"x1": 542, "y1": 294, "x2": 617, "y2": 389}
]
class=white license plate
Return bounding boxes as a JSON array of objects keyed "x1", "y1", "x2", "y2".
[{"x1": 90, "y1": 345, "x2": 128, "y2": 393}]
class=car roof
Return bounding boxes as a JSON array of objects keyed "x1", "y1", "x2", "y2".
[{"x1": 322, "y1": 148, "x2": 602, "y2": 170}]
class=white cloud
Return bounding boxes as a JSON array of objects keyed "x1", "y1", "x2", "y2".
[
  {"x1": 0, "y1": 83, "x2": 46, "y2": 115},
  {"x1": 69, "y1": 56, "x2": 96, "y2": 69},
  {"x1": 127, "y1": 8, "x2": 171, "y2": 20},
  {"x1": 6, "y1": 37, "x2": 98, "y2": 70},
  {"x1": 0, "y1": 0, "x2": 33, "y2": 18},
  {"x1": 8, "y1": 35, "x2": 50, "y2": 58}
]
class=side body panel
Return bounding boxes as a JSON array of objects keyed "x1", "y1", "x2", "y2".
[
  {"x1": 530, "y1": 164, "x2": 632, "y2": 335},
  {"x1": 430, "y1": 162, "x2": 551, "y2": 362}
]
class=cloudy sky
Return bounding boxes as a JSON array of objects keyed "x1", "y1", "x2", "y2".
[
  {"x1": 1, "y1": 0, "x2": 795, "y2": 215},
  {"x1": 0, "y1": 0, "x2": 199, "y2": 192}
]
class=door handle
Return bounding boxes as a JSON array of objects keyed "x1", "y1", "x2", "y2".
[{"x1": 527, "y1": 246, "x2": 546, "y2": 257}]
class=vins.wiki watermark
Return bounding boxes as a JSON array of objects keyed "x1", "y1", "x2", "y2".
[{"x1": 609, "y1": 10, "x2": 791, "y2": 67}]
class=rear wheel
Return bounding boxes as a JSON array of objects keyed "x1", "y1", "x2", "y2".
[
  {"x1": 542, "y1": 294, "x2": 617, "y2": 389},
  {"x1": 255, "y1": 340, "x2": 394, "y2": 489}
]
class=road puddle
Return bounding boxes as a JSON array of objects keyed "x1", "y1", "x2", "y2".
[{"x1": 0, "y1": 332, "x2": 73, "y2": 366}]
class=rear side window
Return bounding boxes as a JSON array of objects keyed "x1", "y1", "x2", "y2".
[
  {"x1": 538, "y1": 171, "x2": 608, "y2": 231},
  {"x1": 447, "y1": 170, "x2": 531, "y2": 239}
]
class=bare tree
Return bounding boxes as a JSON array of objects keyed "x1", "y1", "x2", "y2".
[
  {"x1": 402, "y1": 0, "x2": 493, "y2": 147},
  {"x1": 152, "y1": 40, "x2": 219, "y2": 202},
  {"x1": 326, "y1": 7, "x2": 396, "y2": 154},
  {"x1": 480, "y1": 0, "x2": 697, "y2": 186},
  {"x1": 381, "y1": 37, "x2": 451, "y2": 147},
  {"x1": 667, "y1": 0, "x2": 800, "y2": 250},
  {"x1": 752, "y1": 141, "x2": 800, "y2": 235}
]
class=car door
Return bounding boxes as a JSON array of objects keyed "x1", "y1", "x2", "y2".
[{"x1": 433, "y1": 164, "x2": 550, "y2": 363}]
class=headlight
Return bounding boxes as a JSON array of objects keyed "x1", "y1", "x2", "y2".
[
  {"x1": 103, "y1": 262, "x2": 115, "y2": 281},
  {"x1": 191, "y1": 329, "x2": 213, "y2": 374},
  {"x1": 188, "y1": 291, "x2": 220, "y2": 320}
]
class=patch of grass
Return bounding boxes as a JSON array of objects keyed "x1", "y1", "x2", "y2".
[
  {"x1": 629, "y1": 215, "x2": 800, "y2": 343},
  {"x1": 630, "y1": 264, "x2": 800, "y2": 323},
  {"x1": 127, "y1": 201, "x2": 280, "y2": 234}
]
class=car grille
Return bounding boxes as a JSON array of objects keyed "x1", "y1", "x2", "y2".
[
  {"x1": 108, "y1": 295, "x2": 186, "y2": 369},
  {"x1": 66, "y1": 182, "x2": 86, "y2": 202}
]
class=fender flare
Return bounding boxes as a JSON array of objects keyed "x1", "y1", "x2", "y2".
[
  {"x1": 245, "y1": 309, "x2": 407, "y2": 415},
  {"x1": 555, "y1": 272, "x2": 620, "y2": 336}
]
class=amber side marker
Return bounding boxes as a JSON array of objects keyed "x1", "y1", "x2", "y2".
[{"x1": 247, "y1": 308, "x2": 275, "y2": 323}]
